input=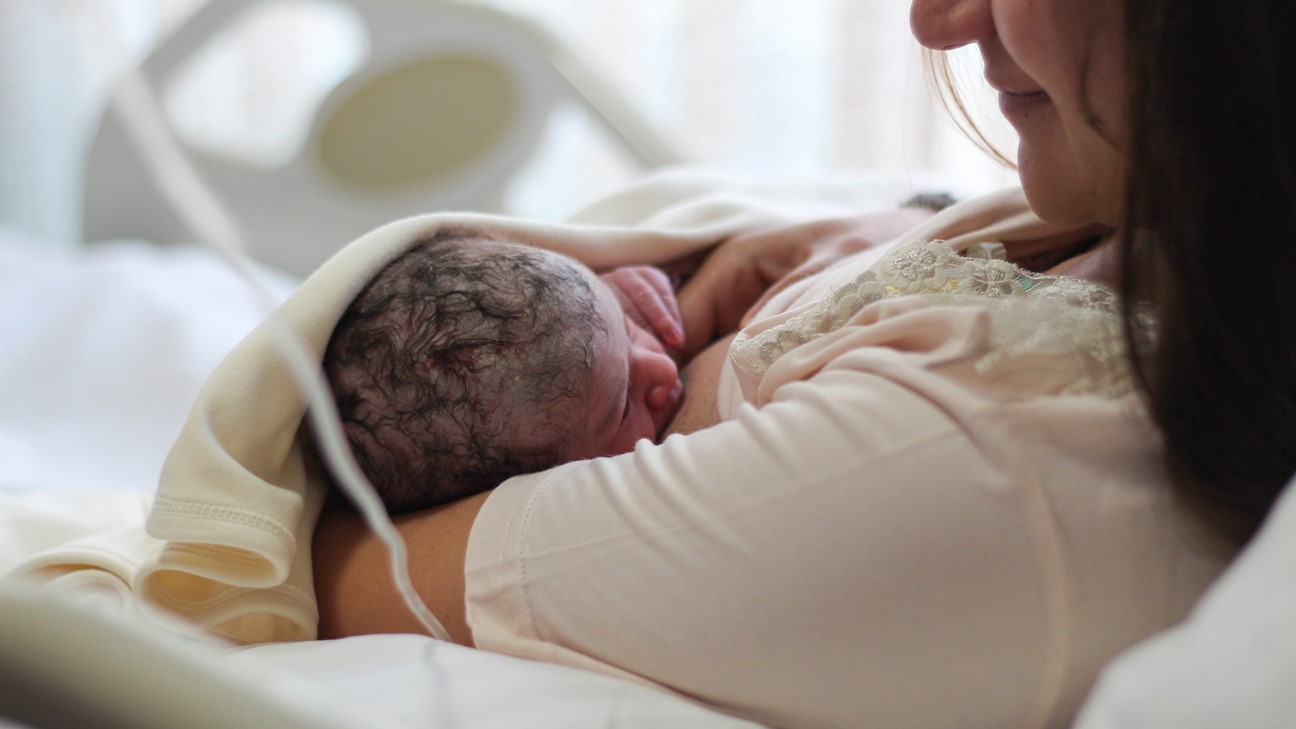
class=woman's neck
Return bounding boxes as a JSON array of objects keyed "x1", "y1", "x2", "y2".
[{"x1": 1042, "y1": 232, "x2": 1121, "y2": 288}]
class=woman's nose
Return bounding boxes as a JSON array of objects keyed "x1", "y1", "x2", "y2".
[{"x1": 910, "y1": 0, "x2": 994, "y2": 51}]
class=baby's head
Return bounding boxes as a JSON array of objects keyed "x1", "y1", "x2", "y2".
[{"x1": 323, "y1": 226, "x2": 680, "y2": 514}]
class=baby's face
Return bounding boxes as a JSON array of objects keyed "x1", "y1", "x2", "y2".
[{"x1": 568, "y1": 266, "x2": 683, "y2": 460}]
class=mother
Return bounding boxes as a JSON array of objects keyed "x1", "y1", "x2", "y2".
[{"x1": 313, "y1": 0, "x2": 1296, "y2": 726}]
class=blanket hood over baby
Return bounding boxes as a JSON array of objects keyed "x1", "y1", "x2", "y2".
[{"x1": 142, "y1": 203, "x2": 772, "y2": 641}]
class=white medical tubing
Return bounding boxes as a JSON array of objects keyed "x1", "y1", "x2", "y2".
[{"x1": 111, "y1": 71, "x2": 453, "y2": 643}]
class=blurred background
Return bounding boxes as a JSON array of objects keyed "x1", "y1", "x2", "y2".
[{"x1": 0, "y1": 0, "x2": 1018, "y2": 257}]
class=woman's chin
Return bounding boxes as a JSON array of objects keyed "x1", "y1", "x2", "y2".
[
  {"x1": 1018, "y1": 161, "x2": 1095, "y2": 225},
  {"x1": 1016, "y1": 137, "x2": 1126, "y2": 227}
]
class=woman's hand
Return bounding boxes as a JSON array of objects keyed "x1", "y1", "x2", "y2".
[
  {"x1": 674, "y1": 207, "x2": 937, "y2": 357},
  {"x1": 599, "y1": 265, "x2": 685, "y2": 351}
]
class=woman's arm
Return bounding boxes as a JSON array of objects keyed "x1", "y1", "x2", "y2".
[
  {"x1": 460, "y1": 343, "x2": 1060, "y2": 729},
  {"x1": 313, "y1": 490, "x2": 489, "y2": 644}
]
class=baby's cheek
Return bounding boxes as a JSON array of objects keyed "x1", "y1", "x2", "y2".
[{"x1": 619, "y1": 424, "x2": 653, "y2": 456}]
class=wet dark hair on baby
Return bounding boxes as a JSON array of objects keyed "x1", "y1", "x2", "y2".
[{"x1": 323, "y1": 226, "x2": 603, "y2": 514}]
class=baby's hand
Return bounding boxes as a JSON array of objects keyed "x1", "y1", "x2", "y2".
[{"x1": 599, "y1": 265, "x2": 685, "y2": 350}]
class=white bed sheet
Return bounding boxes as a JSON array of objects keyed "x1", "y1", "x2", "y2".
[
  {"x1": 1, "y1": 487, "x2": 760, "y2": 729},
  {"x1": 0, "y1": 229, "x2": 297, "y2": 494},
  {"x1": 229, "y1": 636, "x2": 763, "y2": 729}
]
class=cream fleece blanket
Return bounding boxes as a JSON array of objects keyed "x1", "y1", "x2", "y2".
[{"x1": 9, "y1": 169, "x2": 926, "y2": 643}]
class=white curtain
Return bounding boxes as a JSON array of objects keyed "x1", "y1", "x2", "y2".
[{"x1": 0, "y1": 0, "x2": 194, "y2": 245}]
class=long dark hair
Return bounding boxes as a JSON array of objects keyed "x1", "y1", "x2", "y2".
[{"x1": 1120, "y1": 0, "x2": 1296, "y2": 542}]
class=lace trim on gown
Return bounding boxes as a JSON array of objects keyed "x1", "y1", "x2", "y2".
[{"x1": 730, "y1": 239, "x2": 1143, "y2": 399}]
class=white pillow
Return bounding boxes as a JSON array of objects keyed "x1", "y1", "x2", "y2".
[
  {"x1": 1072, "y1": 476, "x2": 1296, "y2": 729},
  {"x1": 0, "y1": 233, "x2": 297, "y2": 494}
]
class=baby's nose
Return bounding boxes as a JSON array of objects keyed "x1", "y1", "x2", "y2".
[{"x1": 637, "y1": 347, "x2": 680, "y2": 412}]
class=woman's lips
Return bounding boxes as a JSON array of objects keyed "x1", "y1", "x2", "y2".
[{"x1": 998, "y1": 90, "x2": 1050, "y2": 117}]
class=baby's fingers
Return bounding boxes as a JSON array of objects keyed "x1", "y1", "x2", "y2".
[
  {"x1": 601, "y1": 267, "x2": 685, "y2": 349},
  {"x1": 634, "y1": 267, "x2": 685, "y2": 348}
]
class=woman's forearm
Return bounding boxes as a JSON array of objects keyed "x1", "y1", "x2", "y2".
[{"x1": 313, "y1": 491, "x2": 489, "y2": 644}]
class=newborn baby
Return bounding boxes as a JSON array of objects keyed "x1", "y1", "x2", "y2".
[{"x1": 323, "y1": 225, "x2": 684, "y2": 514}]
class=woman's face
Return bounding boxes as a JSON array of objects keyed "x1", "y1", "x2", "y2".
[{"x1": 910, "y1": 0, "x2": 1128, "y2": 226}]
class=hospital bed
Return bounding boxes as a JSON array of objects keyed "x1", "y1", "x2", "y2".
[
  {"x1": 3, "y1": 1, "x2": 1295, "y2": 728},
  {"x1": 4, "y1": 217, "x2": 1295, "y2": 729},
  {"x1": 81, "y1": 0, "x2": 683, "y2": 278}
]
